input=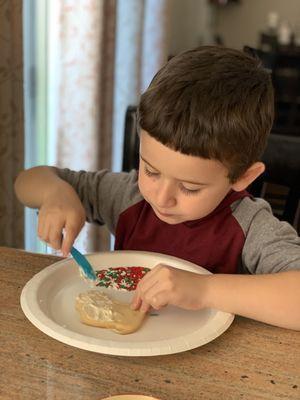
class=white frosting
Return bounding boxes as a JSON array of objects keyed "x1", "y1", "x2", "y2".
[
  {"x1": 77, "y1": 291, "x2": 115, "y2": 322},
  {"x1": 79, "y1": 269, "x2": 97, "y2": 288}
]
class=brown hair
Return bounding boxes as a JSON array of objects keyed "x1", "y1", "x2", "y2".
[{"x1": 138, "y1": 46, "x2": 274, "y2": 182}]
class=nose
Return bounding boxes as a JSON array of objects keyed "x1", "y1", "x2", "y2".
[{"x1": 155, "y1": 179, "x2": 176, "y2": 208}]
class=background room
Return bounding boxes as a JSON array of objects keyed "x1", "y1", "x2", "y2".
[{"x1": 1, "y1": 0, "x2": 299, "y2": 254}]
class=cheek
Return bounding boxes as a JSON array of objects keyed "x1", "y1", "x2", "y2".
[
  {"x1": 197, "y1": 187, "x2": 229, "y2": 214},
  {"x1": 138, "y1": 171, "x2": 150, "y2": 197},
  {"x1": 185, "y1": 197, "x2": 206, "y2": 215},
  {"x1": 183, "y1": 187, "x2": 229, "y2": 217},
  {"x1": 139, "y1": 173, "x2": 159, "y2": 202}
]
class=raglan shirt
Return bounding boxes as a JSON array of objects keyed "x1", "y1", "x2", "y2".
[{"x1": 56, "y1": 168, "x2": 300, "y2": 275}]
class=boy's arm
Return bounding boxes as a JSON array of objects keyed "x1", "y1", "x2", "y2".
[
  {"x1": 15, "y1": 166, "x2": 76, "y2": 207},
  {"x1": 54, "y1": 168, "x2": 142, "y2": 234},
  {"x1": 226, "y1": 197, "x2": 300, "y2": 329},
  {"x1": 15, "y1": 166, "x2": 86, "y2": 254},
  {"x1": 15, "y1": 166, "x2": 142, "y2": 254},
  {"x1": 133, "y1": 198, "x2": 300, "y2": 329},
  {"x1": 132, "y1": 265, "x2": 300, "y2": 330},
  {"x1": 206, "y1": 270, "x2": 300, "y2": 330}
]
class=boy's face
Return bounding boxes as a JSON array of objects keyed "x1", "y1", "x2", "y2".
[{"x1": 138, "y1": 131, "x2": 234, "y2": 224}]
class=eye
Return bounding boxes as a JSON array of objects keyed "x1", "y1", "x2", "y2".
[
  {"x1": 179, "y1": 184, "x2": 201, "y2": 196},
  {"x1": 144, "y1": 165, "x2": 160, "y2": 177}
]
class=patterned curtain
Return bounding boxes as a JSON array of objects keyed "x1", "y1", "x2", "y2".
[
  {"x1": 0, "y1": 0, "x2": 170, "y2": 252},
  {"x1": 52, "y1": 0, "x2": 116, "y2": 253},
  {"x1": 112, "y1": 0, "x2": 170, "y2": 171},
  {"x1": 54, "y1": 0, "x2": 170, "y2": 254},
  {"x1": 0, "y1": 1, "x2": 24, "y2": 248}
]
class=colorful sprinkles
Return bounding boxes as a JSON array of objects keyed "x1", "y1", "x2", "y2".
[{"x1": 95, "y1": 266, "x2": 150, "y2": 291}]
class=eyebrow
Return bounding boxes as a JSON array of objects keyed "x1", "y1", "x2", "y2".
[{"x1": 140, "y1": 154, "x2": 209, "y2": 186}]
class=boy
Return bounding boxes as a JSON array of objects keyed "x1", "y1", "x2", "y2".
[{"x1": 15, "y1": 46, "x2": 300, "y2": 330}]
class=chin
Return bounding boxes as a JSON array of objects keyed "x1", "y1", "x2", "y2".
[
  {"x1": 159, "y1": 217, "x2": 182, "y2": 225},
  {"x1": 154, "y1": 211, "x2": 184, "y2": 225}
]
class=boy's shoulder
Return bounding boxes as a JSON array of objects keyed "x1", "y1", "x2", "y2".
[
  {"x1": 231, "y1": 195, "x2": 272, "y2": 234},
  {"x1": 231, "y1": 196, "x2": 300, "y2": 274}
]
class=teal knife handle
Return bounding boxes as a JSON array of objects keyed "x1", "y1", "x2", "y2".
[{"x1": 70, "y1": 246, "x2": 96, "y2": 281}]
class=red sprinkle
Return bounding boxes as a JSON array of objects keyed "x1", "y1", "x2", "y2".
[{"x1": 95, "y1": 266, "x2": 150, "y2": 291}]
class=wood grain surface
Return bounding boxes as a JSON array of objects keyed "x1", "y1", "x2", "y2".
[{"x1": 0, "y1": 246, "x2": 299, "y2": 400}]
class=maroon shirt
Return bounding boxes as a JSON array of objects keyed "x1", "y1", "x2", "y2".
[
  {"x1": 115, "y1": 190, "x2": 250, "y2": 273},
  {"x1": 57, "y1": 168, "x2": 300, "y2": 274}
]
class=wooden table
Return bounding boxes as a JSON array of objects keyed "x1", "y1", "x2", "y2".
[{"x1": 0, "y1": 246, "x2": 299, "y2": 400}]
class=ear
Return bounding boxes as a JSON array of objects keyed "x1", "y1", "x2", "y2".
[{"x1": 231, "y1": 162, "x2": 265, "y2": 192}]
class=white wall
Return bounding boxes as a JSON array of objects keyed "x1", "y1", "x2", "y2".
[
  {"x1": 214, "y1": 0, "x2": 300, "y2": 50},
  {"x1": 168, "y1": 0, "x2": 214, "y2": 55},
  {"x1": 168, "y1": 0, "x2": 300, "y2": 53}
]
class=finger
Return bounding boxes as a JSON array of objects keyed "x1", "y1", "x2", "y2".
[
  {"x1": 48, "y1": 223, "x2": 65, "y2": 250},
  {"x1": 38, "y1": 216, "x2": 51, "y2": 244},
  {"x1": 61, "y1": 223, "x2": 79, "y2": 257},
  {"x1": 37, "y1": 212, "x2": 45, "y2": 239},
  {"x1": 136, "y1": 266, "x2": 163, "y2": 294},
  {"x1": 134, "y1": 269, "x2": 164, "y2": 309},
  {"x1": 151, "y1": 292, "x2": 168, "y2": 310},
  {"x1": 131, "y1": 273, "x2": 158, "y2": 310},
  {"x1": 131, "y1": 292, "x2": 142, "y2": 310},
  {"x1": 143, "y1": 284, "x2": 169, "y2": 310},
  {"x1": 140, "y1": 300, "x2": 151, "y2": 313},
  {"x1": 139, "y1": 264, "x2": 163, "y2": 285},
  {"x1": 133, "y1": 268, "x2": 168, "y2": 312}
]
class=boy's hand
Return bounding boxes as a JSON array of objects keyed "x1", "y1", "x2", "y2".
[
  {"x1": 131, "y1": 264, "x2": 210, "y2": 313},
  {"x1": 37, "y1": 183, "x2": 86, "y2": 257}
]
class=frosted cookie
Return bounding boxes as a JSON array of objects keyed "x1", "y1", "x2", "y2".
[
  {"x1": 95, "y1": 266, "x2": 150, "y2": 291},
  {"x1": 75, "y1": 290, "x2": 146, "y2": 334}
]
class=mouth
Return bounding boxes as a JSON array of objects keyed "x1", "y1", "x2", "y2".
[{"x1": 154, "y1": 207, "x2": 176, "y2": 218}]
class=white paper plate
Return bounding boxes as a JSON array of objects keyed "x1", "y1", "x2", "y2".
[{"x1": 20, "y1": 250, "x2": 234, "y2": 356}]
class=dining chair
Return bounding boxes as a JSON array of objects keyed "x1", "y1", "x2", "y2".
[
  {"x1": 122, "y1": 105, "x2": 140, "y2": 172},
  {"x1": 248, "y1": 133, "x2": 300, "y2": 232},
  {"x1": 243, "y1": 45, "x2": 300, "y2": 137}
]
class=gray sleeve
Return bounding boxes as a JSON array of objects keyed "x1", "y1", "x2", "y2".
[
  {"x1": 233, "y1": 197, "x2": 300, "y2": 274},
  {"x1": 56, "y1": 168, "x2": 142, "y2": 234}
]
